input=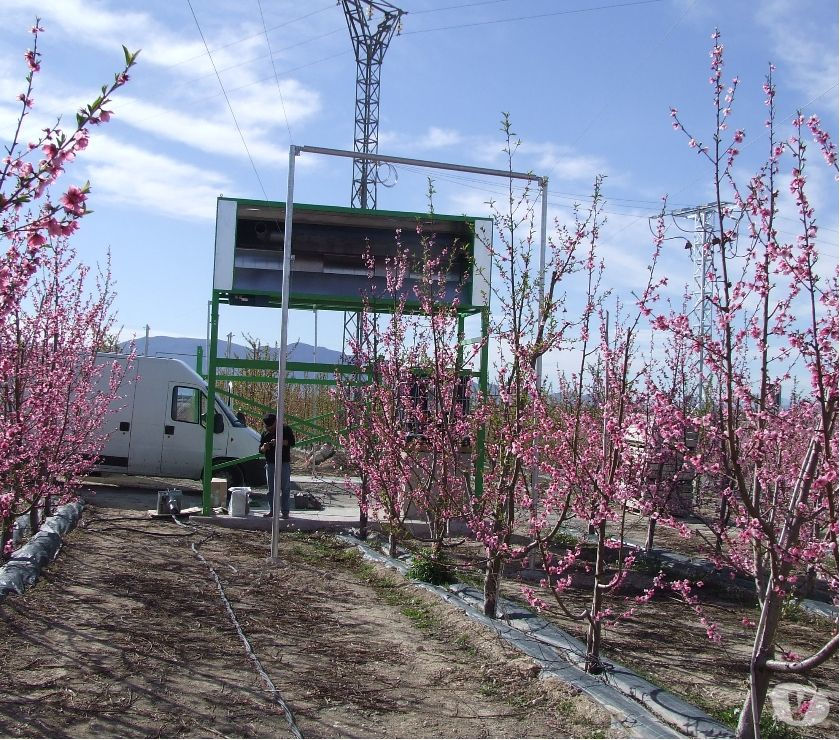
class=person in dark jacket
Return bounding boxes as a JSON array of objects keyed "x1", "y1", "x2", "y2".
[{"x1": 259, "y1": 412, "x2": 295, "y2": 518}]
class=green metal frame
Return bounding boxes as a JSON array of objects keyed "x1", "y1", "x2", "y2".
[{"x1": 201, "y1": 200, "x2": 491, "y2": 514}]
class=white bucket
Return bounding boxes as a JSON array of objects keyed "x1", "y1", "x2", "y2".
[{"x1": 228, "y1": 487, "x2": 251, "y2": 517}]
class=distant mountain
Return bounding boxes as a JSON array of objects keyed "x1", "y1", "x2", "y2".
[{"x1": 119, "y1": 336, "x2": 344, "y2": 373}]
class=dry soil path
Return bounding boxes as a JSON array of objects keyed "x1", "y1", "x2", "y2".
[{"x1": 0, "y1": 499, "x2": 612, "y2": 738}]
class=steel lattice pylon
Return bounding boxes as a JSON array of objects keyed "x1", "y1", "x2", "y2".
[
  {"x1": 340, "y1": 0, "x2": 404, "y2": 211},
  {"x1": 669, "y1": 202, "x2": 732, "y2": 408}
]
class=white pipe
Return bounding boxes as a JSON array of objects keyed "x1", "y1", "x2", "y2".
[
  {"x1": 528, "y1": 178, "x2": 549, "y2": 568},
  {"x1": 271, "y1": 145, "x2": 298, "y2": 561},
  {"x1": 300, "y1": 145, "x2": 541, "y2": 183},
  {"x1": 312, "y1": 306, "x2": 317, "y2": 476}
]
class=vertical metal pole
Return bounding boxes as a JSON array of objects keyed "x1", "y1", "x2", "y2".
[
  {"x1": 602, "y1": 311, "x2": 610, "y2": 458},
  {"x1": 475, "y1": 308, "x2": 490, "y2": 498},
  {"x1": 206, "y1": 300, "x2": 211, "y2": 364},
  {"x1": 202, "y1": 293, "x2": 220, "y2": 514},
  {"x1": 529, "y1": 178, "x2": 549, "y2": 556},
  {"x1": 143, "y1": 325, "x2": 150, "y2": 356},
  {"x1": 456, "y1": 314, "x2": 465, "y2": 368},
  {"x1": 196, "y1": 344, "x2": 203, "y2": 376},
  {"x1": 271, "y1": 146, "x2": 298, "y2": 561},
  {"x1": 312, "y1": 306, "x2": 317, "y2": 476},
  {"x1": 697, "y1": 210, "x2": 711, "y2": 409}
]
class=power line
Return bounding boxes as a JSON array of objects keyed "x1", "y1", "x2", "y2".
[
  {"x1": 394, "y1": 161, "x2": 693, "y2": 209},
  {"x1": 185, "y1": 0, "x2": 268, "y2": 198},
  {"x1": 169, "y1": 3, "x2": 335, "y2": 68},
  {"x1": 257, "y1": 0, "x2": 293, "y2": 144},
  {"x1": 393, "y1": 163, "x2": 671, "y2": 217},
  {"x1": 390, "y1": 163, "x2": 839, "y2": 252},
  {"x1": 408, "y1": 0, "x2": 521, "y2": 14},
  {"x1": 583, "y1": 79, "x2": 840, "y2": 250},
  {"x1": 175, "y1": 28, "x2": 344, "y2": 89},
  {"x1": 124, "y1": 50, "x2": 350, "y2": 129},
  {"x1": 402, "y1": 0, "x2": 666, "y2": 35},
  {"x1": 560, "y1": 0, "x2": 697, "y2": 155}
]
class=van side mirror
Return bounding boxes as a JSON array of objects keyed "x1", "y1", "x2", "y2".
[{"x1": 214, "y1": 412, "x2": 224, "y2": 434}]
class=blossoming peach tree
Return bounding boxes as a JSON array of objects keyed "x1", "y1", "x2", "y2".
[
  {"x1": 340, "y1": 227, "x2": 477, "y2": 560},
  {"x1": 512, "y1": 214, "x2": 715, "y2": 673},
  {"x1": 464, "y1": 117, "x2": 601, "y2": 619},
  {"x1": 0, "y1": 20, "x2": 139, "y2": 555},
  {"x1": 653, "y1": 31, "x2": 838, "y2": 738}
]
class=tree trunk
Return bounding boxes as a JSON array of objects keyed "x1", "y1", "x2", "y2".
[
  {"x1": 358, "y1": 473, "x2": 368, "y2": 540},
  {"x1": 645, "y1": 517, "x2": 656, "y2": 554},
  {"x1": 0, "y1": 523, "x2": 11, "y2": 562},
  {"x1": 388, "y1": 531, "x2": 398, "y2": 558},
  {"x1": 431, "y1": 536, "x2": 442, "y2": 563},
  {"x1": 28, "y1": 504, "x2": 39, "y2": 537},
  {"x1": 715, "y1": 495, "x2": 729, "y2": 556},
  {"x1": 483, "y1": 552, "x2": 502, "y2": 617},
  {"x1": 802, "y1": 524, "x2": 820, "y2": 598},
  {"x1": 737, "y1": 591, "x2": 784, "y2": 738},
  {"x1": 585, "y1": 520, "x2": 607, "y2": 673},
  {"x1": 803, "y1": 565, "x2": 817, "y2": 599}
]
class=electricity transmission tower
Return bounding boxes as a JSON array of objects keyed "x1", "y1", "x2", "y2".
[
  {"x1": 339, "y1": 0, "x2": 404, "y2": 361},
  {"x1": 668, "y1": 202, "x2": 732, "y2": 408},
  {"x1": 340, "y1": 0, "x2": 404, "y2": 211}
]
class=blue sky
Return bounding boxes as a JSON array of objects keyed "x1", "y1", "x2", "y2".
[{"x1": 1, "y1": 0, "x2": 837, "y2": 374}]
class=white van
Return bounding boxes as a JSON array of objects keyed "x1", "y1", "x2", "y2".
[{"x1": 93, "y1": 354, "x2": 264, "y2": 487}]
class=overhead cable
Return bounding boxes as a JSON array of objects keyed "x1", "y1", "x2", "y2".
[
  {"x1": 169, "y1": 3, "x2": 335, "y2": 67},
  {"x1": 402, "y1": 0, "x2": 666, "y2": 35},
  {"x1": 257, "y1": 0, "x2": 293, "y2": 144},
  {"x1": 185, "y1": 0, "x2": 269, "y2": 198}
]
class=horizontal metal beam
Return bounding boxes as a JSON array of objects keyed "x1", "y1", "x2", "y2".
[
  {"x1": 215, "y1": 358, "x2": 360, "y2": 374},
  {"x1": 298, "y1": 145, "x2": 545, "y2": 184},
  {"x1": 216, "y1": 290, "x2": 485, "y2": 316}
]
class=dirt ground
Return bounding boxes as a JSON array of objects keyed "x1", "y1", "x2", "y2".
[
  {"x1": 0, "y1": 496, "x2": 613, "y2": 739},
  {"x1": 441, "y1": 540, "x2": 838, "y2": 738}
]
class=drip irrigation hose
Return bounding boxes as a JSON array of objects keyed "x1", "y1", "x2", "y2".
[{"x1": 169, "y1": 506, "x2": 303, "y2": 738}]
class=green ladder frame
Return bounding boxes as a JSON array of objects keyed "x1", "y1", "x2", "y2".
[{"x1": 200, "y1": 289, "x2": 489, "y2": 514}]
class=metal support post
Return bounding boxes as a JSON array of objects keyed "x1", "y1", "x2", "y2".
[
  {"x1": 528, "y1": 178, "x2": 549, "y2": 567},
  {"x1": 202, "y1": 292, "x2": 220, "y2": 514},
  {"x1": 271, "y1": 146, "x2": 299, "y2": 561},
  {"x1": 475, "y1": 308, "x2": 490, "y2": 498},
  {"x1": 312, "y1": 306, "x2": 318, "y2": 476}
]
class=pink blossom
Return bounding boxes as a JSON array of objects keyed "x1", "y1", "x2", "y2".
[
  {"x1": 26, "y1": 230, "x2": 46, "y2": 247},
  {"x1": 59, "y1": 186, "x2": 86, "y2": 215},
  {"x1": 24, "y1": 49, "x2": 40, "y2": 72}
]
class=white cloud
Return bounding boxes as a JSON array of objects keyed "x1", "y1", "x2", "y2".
[
  {"x1": 4, "y1": 0, "x2": 233, "y2": 73},
  {"x1": 445, "y1": 190, "x2": 497, "y2": 216},
  {"x1": 380, "y1": 125, "x2": 464, "y2": 152},
  {"x1": 81, "y1": 133, "x2": 232, "y2": 221},
  {"x1": 419, "y1": 126, "x2": 463, "y2": 149},
  {"x1": 2, "y1": 0, "x2": 323, "y2": 161},
  {"x1": 519, "y1": 141, "x2": 611, "y2": 184},
  {"x1": 755, "y1": 0, "x2": 839, "y2": 110},
  {"x1": 109, "y1": 89, "x2": 319, "y2": 166}
]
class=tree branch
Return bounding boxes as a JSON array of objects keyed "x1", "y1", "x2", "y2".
[{"x1": 764, "y1": 634, "x2": 839, "y2": 673}]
